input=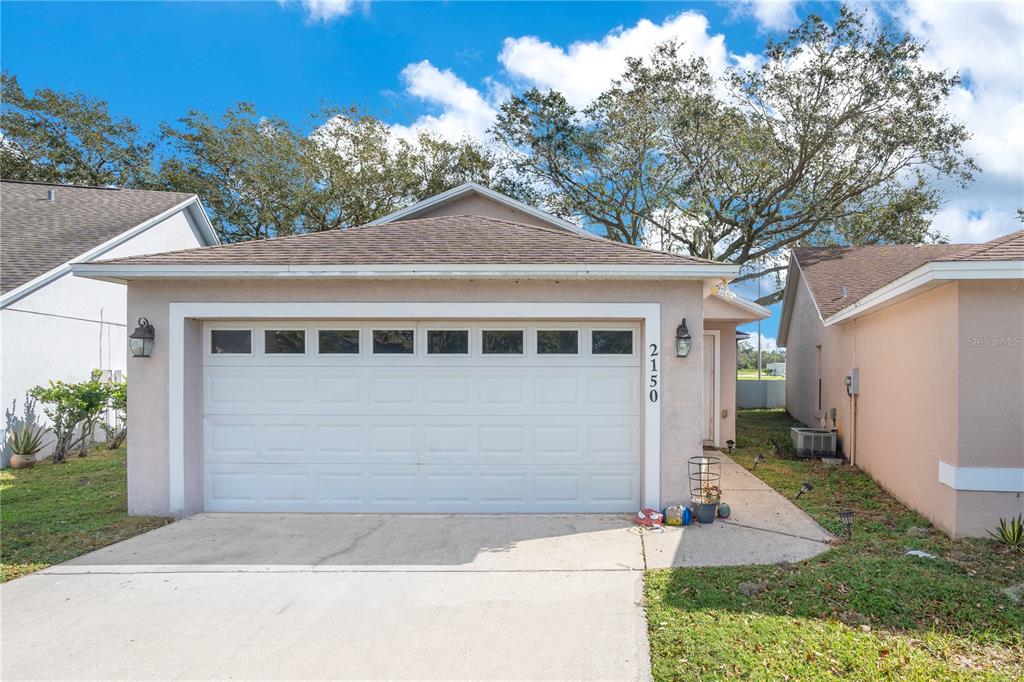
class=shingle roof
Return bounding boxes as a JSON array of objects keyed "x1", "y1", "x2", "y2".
[
  {"x1": 94, "y1": 214, "x2": 720, "y2": 267},
  {"x1": 938, "y1": 229, "x2": 1024, "y2": 262},
  {"x1": 792, "y1": 231, "x2": 1024, "y2": 318},
  {"x1": 1, "y1": 181, "x2": 196, "y2": 294}
]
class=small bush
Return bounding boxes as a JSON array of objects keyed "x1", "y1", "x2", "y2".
[
  {"x1": 29, "y1": 374, "x2": 110, "y2": 463},
  {"x1": 988, "y1": 514, "x2": 1024, "y2": 552}
]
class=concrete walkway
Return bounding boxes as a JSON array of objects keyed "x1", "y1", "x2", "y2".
[
  {"x1": 643, "y1": 454, "x2": 833, "y2": 568},
  {"x1": 0, "y1": 456, "x2": 829, "y2": 681}
]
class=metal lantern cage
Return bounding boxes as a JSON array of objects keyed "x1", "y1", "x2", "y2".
[{"x1": 688, "y1": 455, "x2": 722, "y2": 523}]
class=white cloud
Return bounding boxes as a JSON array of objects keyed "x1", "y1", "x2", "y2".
[
  {"x1": 498, "y1": 12, "x2": 730, "y2": 108},
  {"x1": 389, "y1": 61, "x2": 499, "y2": 142},
  {"x1": 390, "y1": 12, "x2": 736, "y2": 141},
  {"x1": 738, "y1": 1, "x2": 800, "y2": 32},
  {"x1": 894, "y1": 1, "x2": 1024, "y2": 245},
  {"x1": 384, "y1": 4, "x2": 1022, "y2": 245},
  {"x1": 299, "y1": 0, "x2": 364, "y2": 23},
  {"x1": 740, "y1": 331, "x2": 780, "y2": 352},
  {"x1": 930, "y1": 204, "x2": 1020, "y2": 245}
]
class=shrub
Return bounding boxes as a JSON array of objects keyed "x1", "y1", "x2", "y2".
[
  {"x1": 29, "y1": 375, "x2": 111, "y2": 463},
  {"x1": 4, "y1": 395, "x2": 48, "y2": 461},
  {"x1": 988, "y1": 515, "x2": 1024, "y2": 552},
  {"x1": 103, "y1": 380, "x2": 127, "y2": 449}
]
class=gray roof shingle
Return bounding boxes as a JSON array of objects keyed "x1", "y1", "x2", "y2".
[
  {"x1": 94, "y1": 214, "x2": 720, "y2": 268},
  {"x1": 793, "y1": 230, "x2": 1024, "y2": 318},
  {"x1": 1, "y1": 181, "x2": 196, "y2": 294}
]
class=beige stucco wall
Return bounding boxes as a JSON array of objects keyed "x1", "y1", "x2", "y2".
[
  {"x1": 784, "y1": 275, "x2": 1023, "y2": 538},
  {"x1": 704, "y1": 321, "x2": 738, "y2": 445},
  {"x1": 953, "y1": 280, "x2": 1024, "y2": 536},
  {"x1": 125, "y1": 277, "x2": 708, "y2": 516},
  {"x1": 784, "y1": 272, "x2": 849, "y2": 435},
  {"x1": 410, "y1": 194, "x2": 557, "y2": 229},
  {"x1": 843, "y1": 283, "x2": 960, "y2": 534}
]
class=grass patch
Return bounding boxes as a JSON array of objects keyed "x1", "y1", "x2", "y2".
[
  {"x1": 645, "y1": 409, "x2": 1024, "y2": 680},
  {"x1": 1, "y1": 444, "x2": 171, "y2": 581},
  {"x1": 736, "y1": 369, "x2": 784, "y2": 381}
]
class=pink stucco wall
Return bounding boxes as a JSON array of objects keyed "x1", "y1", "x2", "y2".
[
  {"x1": 953, "y1": 280, "x2": 1024, "y2": 535},
  {"x1": 125, "y1": 277, "x2": 709, "y2": 516},
  {"x1": 843, "y1": 283, "x2": 960, "y2": 534},
  {"x1": 783, "y1": 274, "x2": 1024, "y2": 537},
  {"x1": 704, "y1": 321, "x2": 738, "y2": 445}
]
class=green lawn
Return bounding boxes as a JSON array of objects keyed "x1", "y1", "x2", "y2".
[
  {"x1": 736, "y1": 369, "x2": 784, "y2": 380},
  {"x1": 1, "y1": 444, "x2": 171, "y2": 582},
  {"x1": 645, "y1": 409, "x2": 1024, "y2": 680}
]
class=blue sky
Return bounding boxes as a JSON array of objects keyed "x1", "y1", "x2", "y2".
[{"x1": 3, "y1": 1, "x2": 1022, "y2": 346}]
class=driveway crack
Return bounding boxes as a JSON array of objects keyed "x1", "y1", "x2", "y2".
[{"x1": 312, "y1": 524, "x2": 382, "y2": 566}]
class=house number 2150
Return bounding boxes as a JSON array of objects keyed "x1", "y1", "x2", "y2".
[{"x1": 648, "y1": 343, "x2": 659, "y2": 403}]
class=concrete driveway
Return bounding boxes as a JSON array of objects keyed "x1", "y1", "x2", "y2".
[{"x1": 1, "y1": 459, "x2": 830, "y2": 681}]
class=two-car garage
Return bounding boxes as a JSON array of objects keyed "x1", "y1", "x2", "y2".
[{"x1": 202, "y1": 319, "x2": 643, "y2": 513}]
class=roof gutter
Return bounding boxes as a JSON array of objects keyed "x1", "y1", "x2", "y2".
[
  {"x1": 824, "y1": 259, "x2": 1024, "y2": 326},
  {"x1": 72, "y1": 262, "x2": 740, "y2": 283},
  {"x1": 1, "y1": 196, "x2": 217, "y2": 309}
]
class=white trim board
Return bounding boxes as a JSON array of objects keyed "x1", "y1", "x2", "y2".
[
  {"x1": 74, "y1": 262, "x2": 740, "y2": 283},
  {"x1": 938, "y1": 461, "x2": 1024, "y2": 492},
  {"x1": 167, "y1": 302, "x2": 662, "y2": 515},
  {"x1": 2, "y1": 197, "x2": 219, "y2": 310},
  {"x1": 825, "y1": 260, "x2": 1024, "y2": 326}
]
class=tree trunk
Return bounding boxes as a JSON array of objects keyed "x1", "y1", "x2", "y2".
[{"x1": 107, "y1": 427, "x2": 127, "y2": 449}]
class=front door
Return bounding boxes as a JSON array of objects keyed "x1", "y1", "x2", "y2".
[{"x1": 702, "y1": 333, "x2": 717, "y2": 444}]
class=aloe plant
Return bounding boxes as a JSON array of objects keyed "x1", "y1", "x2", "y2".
[
  {"x1": 987, "y1": 515, "x2": 1024, "y2": 552},
  {"x1": 6, "y1": 424, "x2": 48, "y2": 458}
]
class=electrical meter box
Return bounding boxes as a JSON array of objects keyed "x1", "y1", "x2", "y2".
[{"x1": 846, "y1": 368, "x2": 860, "y2": 395}]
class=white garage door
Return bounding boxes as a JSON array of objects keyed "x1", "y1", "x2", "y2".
[{"x1": 202, "y1": 320, "x2": 641, "y2": 512}]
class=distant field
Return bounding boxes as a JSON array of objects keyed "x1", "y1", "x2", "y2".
[{"x1": 737, "y1": 369, "x2": 785, "y2": 381}]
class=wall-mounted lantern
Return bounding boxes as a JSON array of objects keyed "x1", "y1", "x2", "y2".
[
  {"x1": 675, "y1": 318, "x2": 692, "y2": 357},
  {"x1": 129, "y1": 317, "x2": 155, "y2": 358}
]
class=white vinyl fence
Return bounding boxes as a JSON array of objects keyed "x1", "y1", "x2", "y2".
[{"x1": 737, "y1": 380, "x2": 786, "y2": 408}]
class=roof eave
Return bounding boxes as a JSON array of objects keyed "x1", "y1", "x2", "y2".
[
  {"x1": 1, "y1": 196, "x2": 215, "y2": 309},
  {"x1": 72, "y1": 262, "x2": 740, "y2": 283},
  {"x1": 776, "y1": 253, "x2": 808, "y2": 347},
  {"x1": 824, "y1": 259, "x2": 1024, "y2": 326}
]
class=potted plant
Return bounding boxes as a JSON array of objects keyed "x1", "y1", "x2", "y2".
[
  {"x1": 6, "y1": 424, "x2": 48, "y2": 469},
  {"x1": 694, "y1": 483, "x2": 721, "y2": 523}
]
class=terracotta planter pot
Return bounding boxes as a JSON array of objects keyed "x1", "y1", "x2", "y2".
[{"x1": 10, "y1": 453, "x2": 36, "y2": 469}]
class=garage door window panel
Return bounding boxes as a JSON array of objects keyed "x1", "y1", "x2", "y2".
[
  {"x1": 592, "y1": 330, "x2": 634, "y2": 355},
  {"x1": 373, "y1": 329, "x2": 415, "y2": 354},
  {"x1": 537, "y1": 330, "x2": 579, "y2": 355},
  {"x1": 318, "y1": 329, "x2": 360, "y2": 355},
  {"x1": 265, "y1": 329, "x2": 306, "y2": 354},
  {"x1": 482, "y1": 330, "x2": 524, "y2": 355},
  {"x1": 210, "y1": 329, "x2": 252, "y2": 355},
  {"x1": 427, "y1": 329, "x2": 469, "y2": 355}
]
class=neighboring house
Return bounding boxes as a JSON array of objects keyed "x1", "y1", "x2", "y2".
[
  {"x1": 0, "y1": 181, "x2": 219, "y2": 463},
  {"x1": 73, "y1": 182, "x2": 768, "y2": 516},
  {"x1": 778, "y1": 232, "x2": 1024, "y2": 537},
  {"x1": 766, "y1": 362, "x2": 786, "y2": 376}
]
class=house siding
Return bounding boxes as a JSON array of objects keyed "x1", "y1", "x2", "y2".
[
  {"x1": 125, "y1": 278, "x2": 708, "y2": 516},
  {"x1": 844, "y1": 283, "x2": 960, "y2": 535},
  {"x1": 0, "y1": 209, "x2": 204, "y2": 465},
  {"x1": 953, "y1": 280, "x2": 1024, "y2": 536},
  {"x1": 784, "y1": 274, "x2": 1023, "y2": 538}
]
